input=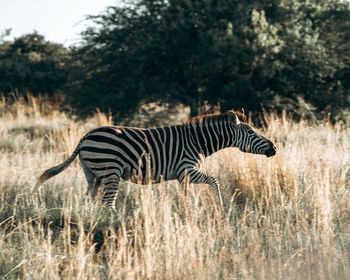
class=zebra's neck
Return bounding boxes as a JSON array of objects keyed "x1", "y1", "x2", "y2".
[{"x1": 185, "y1": 120, "x2": 234, "y2": 157}]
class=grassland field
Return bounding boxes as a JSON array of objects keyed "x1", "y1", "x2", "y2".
[{"x1": 0, "y1": 96, "x2": 350, "y2": 279}]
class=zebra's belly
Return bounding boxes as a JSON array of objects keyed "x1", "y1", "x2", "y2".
[{"x1": 121, "y1": 167, "x2": 177, "y2": 185}]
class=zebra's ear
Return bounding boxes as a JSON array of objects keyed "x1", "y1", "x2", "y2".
[{"x1": 228, "y1": 111, "x2": 240, "y2": 125}]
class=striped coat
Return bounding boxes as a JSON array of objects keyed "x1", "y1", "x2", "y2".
[{"x1": 37, "y1": 111, "x2": 276, "y2": 211}]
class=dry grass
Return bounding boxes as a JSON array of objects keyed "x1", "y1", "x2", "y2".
[{"x1": 1, "y1": 96, "x2": 350, "y2": 279}]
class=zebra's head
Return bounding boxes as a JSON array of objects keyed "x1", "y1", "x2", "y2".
[{"x1": 228, "y1": 111, "x2": 276, "y2": 157}]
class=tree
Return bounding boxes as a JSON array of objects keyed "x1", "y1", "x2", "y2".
[
  {"x1": 68, "y1": 0, "x2": 264, "y2": 117},
  {"x1": 0, "y1": 32, "x2": 69, "y2": 96},
  {"x1": 248, "y1": 0, "x2": 350, "y2": 119},
  {"x1": 68, "y1": 0, "x2": 349, "y2": 119}
]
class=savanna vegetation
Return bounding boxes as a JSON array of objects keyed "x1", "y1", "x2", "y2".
[
  {"x1": 1, "y1": 0, "x2": 349, "y2": 279},
  {"x1": 0, "y1": 0, "x2": 349, "y2": 121},
  {"x1": 0, "y1": 96, "x2": 349, "y2": 279}
]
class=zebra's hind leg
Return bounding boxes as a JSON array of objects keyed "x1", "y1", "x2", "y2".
[
  {"x1": 79, "y1": 155, "x2": 101, "y2": 198},
  {"x1": 90, "y1": 177, "x2": 102, "y2": 199},
  {"x1": 101, "y1": 174, "x2": 120, "y2": 213}
]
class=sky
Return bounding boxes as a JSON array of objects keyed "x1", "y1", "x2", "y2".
[{"x1": 0, "y1": 0, "x2": 121, "y2": 46}]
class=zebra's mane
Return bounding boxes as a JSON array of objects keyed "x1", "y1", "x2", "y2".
[
  {"x1": 186, "y1": 111, "x2": 246, "y2": 126},
  {"x1": 190, "y1": 112, "x2": 228, "y2": 125}
]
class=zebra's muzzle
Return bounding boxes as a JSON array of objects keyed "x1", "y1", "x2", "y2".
[{"x1": 265, "y1": 146, "x2": 276, "y2": 157}]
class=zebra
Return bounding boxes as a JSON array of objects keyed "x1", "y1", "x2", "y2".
[{"x1": 36, "y1": 110, "x2": 276, "y2": 211}]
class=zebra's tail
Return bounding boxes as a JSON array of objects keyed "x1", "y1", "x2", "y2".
[{"x1": 35, "y1": 139, "x2": 84, "y2": 187}]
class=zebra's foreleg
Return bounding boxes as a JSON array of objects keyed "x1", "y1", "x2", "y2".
[
  {"x1": 178, "y1": 168, "x2": 223, "y2": 207},
  {"x1": 205, "y1": 176, "x2": 223, "y2": 207},
  {"x1": 101, "y1": 175, "x2": 120, "y2": 213}
]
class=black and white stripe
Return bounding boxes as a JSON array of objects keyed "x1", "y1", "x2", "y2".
[{"x1": 36, "y1": 111, "x2": 276, "y2": 211}]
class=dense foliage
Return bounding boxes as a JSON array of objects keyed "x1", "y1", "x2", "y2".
[
  {"x1": 0, "y1": 32, "x2": 69, "y2": 96},
  {"x1": 0, "y1": 0, "x2": 349, "y2": 120},
  {"x1": 69, "y1": 0, "x2": 349, "y2": 119}
]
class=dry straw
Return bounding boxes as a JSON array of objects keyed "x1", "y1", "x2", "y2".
[{"x1": 0, "y1": 96, "x2": 349, "y2": 279}]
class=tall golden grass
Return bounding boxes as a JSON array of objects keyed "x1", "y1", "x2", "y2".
[{"x1": 0, "y1": 96, "x2": 349, "y2": 279}]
